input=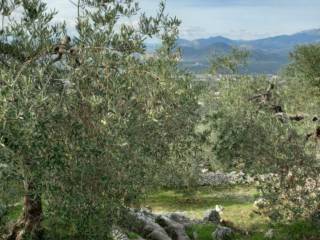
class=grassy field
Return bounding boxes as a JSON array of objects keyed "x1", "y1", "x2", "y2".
[
  {"x1": 144, "y1": 185, "x2": 320, "y2": 240},
  {"x1": 145, "y1": 185, "x2": 268, "y2": 230}
]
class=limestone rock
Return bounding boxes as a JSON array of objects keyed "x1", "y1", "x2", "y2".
[
  {"x1": 203, "y1": 210, "x2": 221, "y2": 224},
  {"x1": 166, "y1": 212, "x2": 193, "y2": 227},
  {"x1": 126, "y1": 209, "x2": 171, "y2": 240},
  {"x1": 199, "y1": 171, "x2": 254, "y2": 186},
  {"x1": 156, "y1": 215, "x2": 191, "y2": 240},
  {"x1": 147, "y1": 230, "x2": 172, "y2": 240},
  {"x1": 212, "y1": 226, "x2": 233, "y2": 240}
]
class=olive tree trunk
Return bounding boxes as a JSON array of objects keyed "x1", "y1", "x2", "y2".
[{"x1": 7, "y1": 180, "x2": 43, "y2": 240}]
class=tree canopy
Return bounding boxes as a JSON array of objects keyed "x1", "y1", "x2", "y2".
[{"x1": 0, "y1": 1, "x2": 203, "y2": 239}]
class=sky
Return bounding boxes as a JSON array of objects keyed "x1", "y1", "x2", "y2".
[{"x1": 46, "y1": 0, "x2": 320, "y2": 40}]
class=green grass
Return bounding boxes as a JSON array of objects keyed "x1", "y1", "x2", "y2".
[
  {"x1": 144, "y1": 185, "x2": 320, "y2": 240},
  {"x1": 185, "y1": 224, "x2": 215, "y2": 240},
  {"x1": 145, "y1": 185, "x2": 268, "y2": 230},
  {"x1": 127, "y1": 231, "x2": 142, "y2": 239}
]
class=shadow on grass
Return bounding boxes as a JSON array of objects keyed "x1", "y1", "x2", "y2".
[
  {"x1": 146, "y1": 185, "x2": 256, "y2": 211},
  {"x1": 144, "y1": 185, "x2": 268, "y2": 229}
]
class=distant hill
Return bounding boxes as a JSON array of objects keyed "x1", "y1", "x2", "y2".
[{"x1": 177, "y1": 29, "x2": 320, "y2": 74}]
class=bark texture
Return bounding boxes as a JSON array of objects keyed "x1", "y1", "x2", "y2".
[{"x1": 6, "y1": 181, "x2": 43, "y2": 240}]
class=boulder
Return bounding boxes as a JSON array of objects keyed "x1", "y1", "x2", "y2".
[
  {"x1": 143, "y1": 222, "x2": 167, "y2": 236},
  {"x1": 126, "y1": 209, "x2": 172, "y2": 240},
  {"x1": 147, "y1": 230, "x2": 172, "y2": 240},
  {"x1": 212, "y1": 226, "x2": 233, "y2": 240},
  {"x1": 156, "y1": 215, "x2": 190, "y2": 240},
  {"x1": 203, "y1": 210, "x2": 221, "y2": 224},
  {"x1": 136, "y1": 238, "x2": 146, "y2": 240},
  {"x1": 166, "y1": 212, "x2": 193, "y2": 227}
]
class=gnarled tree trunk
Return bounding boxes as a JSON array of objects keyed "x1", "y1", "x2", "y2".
[{"x1": 6, "y1": 180, "x2": 43, "y2": 240}]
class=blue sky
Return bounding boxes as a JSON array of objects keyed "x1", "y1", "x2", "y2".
[{"x1": 47, "y1": 0, "x2": 320, "y2": 40}]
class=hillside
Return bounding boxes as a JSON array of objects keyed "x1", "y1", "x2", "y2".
[{"x1": 177, "y1": 29, "x2": 320, "y2": 74}]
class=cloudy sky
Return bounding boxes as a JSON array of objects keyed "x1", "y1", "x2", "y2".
[{"x1": 46, "y1": 0, "x2": 320, "y2": 40}]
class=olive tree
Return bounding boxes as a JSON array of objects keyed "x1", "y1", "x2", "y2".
[
  {"x1": 0, "y1": 0, "x2": 202, "y2": 239},
  {"x1": 210, "y1": 47, "x2": 250, "y2": 75},
  {"x1": 286, "y1": 44, "x2": 320, "y2": 90},
  {"x1": 207, "y1": 71, "x2": 320, "y2": 221}
]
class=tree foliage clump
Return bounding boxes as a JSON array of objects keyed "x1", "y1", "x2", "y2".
[
  {"x1": 0, "y1": 0, "x2": 202, "y2": 239},
  {"x1": 208, "y1": 72, "x2": 320, "y2": 221},
  {"x1": 287, "y1": 44, "x2": 320, "y2": 90},
  {"x1": 210, "y1": 48, "x2": 250, "y2": 75}
]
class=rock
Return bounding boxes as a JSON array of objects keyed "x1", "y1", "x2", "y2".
[
  {"x1": 203, "y1": 209, "x2": 221, "y2": 224},
  {"x1": 156, "y1": 215, "x2": 191, "y2": 240},
  {"x1": 264, "y1": 229, "x2": 275, "y2": 239},
  {"x1": 198, "y1": 171, "x2": 255, "y2": 186},
  {"x1": 126, "y1": 209, "x2": 171, "y2": 240},
  {"x1": 143, "y1": 222, "x2": 166, "y2": 236},
  {"x1": 147, "y1": 230, "x2": 172, "y2": 240},
  {"x1": 166, "y1": 212, "x2": 193, "y2": 227},
  {"x1": 212, "y1": 226, "x2": 233, "y2": 240},
  {"x1": 136, "y1": 208, "x2": 157, "y2": 222},
  {"x1": 228, "y1": 171, "x2": 245, "y2": 184},
  {"x1": 136, "y1": 238, "x2": 146, "y2": 240},
  {"x1": 143, "y1": 222, "x2": 171, "y2": 240},
  {"x1": 245, "y1": 175, "x2": 255, "y2": 184},
  {"x1": 199, "y1": 171, "x2": 230, "y2": 186}
]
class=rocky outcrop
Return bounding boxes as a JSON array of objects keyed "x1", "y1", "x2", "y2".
[
  {"x1": 126, "y1": 209, "x2": 192, "y2": 240},
  {"x1": 156, "y1": 216, "x2": 191, "y2": 240},
  {"x1": 122, "y1": 208, "x2": 250, "y2": 240},
  {"x1": 126, "y1": 209, "x2": 170, "y2": 240}
]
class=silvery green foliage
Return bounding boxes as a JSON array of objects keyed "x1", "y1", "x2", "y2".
[
  {"x1": 208, "y1": 74, "x2": 319, "y2": 221},
  {"x1": 286, "y1": 44, "x2": 320, "y2": 90},
  {"x1": 0, "y1": 0, "x2": 202, "y2": 238}
]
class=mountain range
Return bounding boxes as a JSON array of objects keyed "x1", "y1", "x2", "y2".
[{"x1": 177, "y1": 29, "x2": 320, "y2": 74}]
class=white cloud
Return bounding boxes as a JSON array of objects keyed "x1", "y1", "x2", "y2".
[{"x1": 179, "y1": 26, "x2": 209, "y2": 39}]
